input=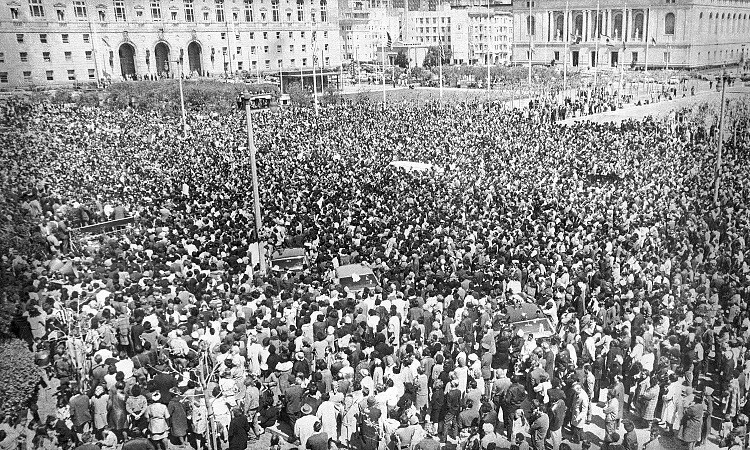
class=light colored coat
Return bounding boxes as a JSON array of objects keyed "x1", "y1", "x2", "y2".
[{"x1": 572, "y1": 389, "x2": 589, "y2": 428}]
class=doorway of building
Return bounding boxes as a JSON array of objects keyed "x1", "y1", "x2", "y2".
[
  {"x1": 188, "y1": 41, "x2": 203, "y2": 76},
  {"x1": 118, "y1": 43, "x2": 136, "y2": 79},
  {"x1": 155, "y1": 42, "x2": 170, "y2": 77}
]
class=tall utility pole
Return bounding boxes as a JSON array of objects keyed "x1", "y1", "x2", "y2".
[
  {"x1": 714, "y1": 64, "x2": 727, "y2": 205},
  {"x1": 169, "y1": 59, "x2": 187, "y2": 136},
  {"x1": 486, "y1": 0, "x2": 491, "y2": 98},
  {"x1": 242, "y1": 93, "x2": 269, "y2": 275}
]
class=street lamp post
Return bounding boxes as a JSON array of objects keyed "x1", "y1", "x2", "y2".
[
  {"x1": 169, "y1": 58, "x2": 187, "y2": 136},
  {"x1": 239, "y1": 92, "x2": 278, "y2": 274},
  {"x1": 714, "y1": 65, "x2": 727, "y2": 206}
]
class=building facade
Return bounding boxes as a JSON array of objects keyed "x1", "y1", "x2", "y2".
[
  {"x1": 403, "y1": 3, "x2": 512, "y2": 65},
  {"x1": 512, "y1": 0, "x2": 750, "y2": 70},
  {"x1": 0, "y1": 0, "x2": 342, "y2": 86}
]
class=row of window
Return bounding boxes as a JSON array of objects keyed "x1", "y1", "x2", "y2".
[
  {"x1": 231, "y1": 56, "x2": 330, "y2": 70},
  {"x1": 2, "y1": 41, "x2": 332, "y2": 64},
  {"x1": 221, "y1": 30, "x2": 329, "y2": 40},
  {"x1": 697, "y1": 11, "x2": 750, "y2": 35},
  {"x1": 417, "y1": 26, "x2": 450, "y2": 33},
  {"x1": 15, "y1": 32, "x2": 90, "y2": 44},
  {"x1": 13, "y1": 30, "x2": 329, "y2": 46},
  {"x1": 11, "y1": 0, "x2": 328, "y2": 23},
  {"x1": 535, "y1": 10, "x2": 750, "y2": 40},
  {"x1": 417, "y1": 17, "x2": 450, "y2": 24},
  {"x1": 1, "y1": 50, "x2": 93, "y2": 63},
  {"x1": 0, "y1": 69, "x2": 95, "y2": 83}
]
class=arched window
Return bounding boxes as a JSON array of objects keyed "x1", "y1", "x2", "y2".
[
  {"x1": 613, "y1": 12, "x2": 622, "y2": 39},
  {"x1": 699, "y1": 12, "x2": 703, "y2": 33},
  {"x1": 592, "y1": 12, "x2": 603, "y2": 39},
  {"x1": 574, "y1": 14, "x2": 583, "y2": 38},
  {"x1": 554, "y1": 14, "x2": 564, "y2": 40},
  {"x1": 714, "y1": 12, "x2": 718, "y2": 34},
  {"x1": 526, "y1": 15, "x2": 535, "y2": 36},
  {"x1": 664, "y1": 12, "x2": 675, "y2": 35},
  {"x1": 319, "y1": 0, "x2": 326, "y2": 22},
  {"x1": 632, "y1": 12, "x2": 644, "y2": 39}
]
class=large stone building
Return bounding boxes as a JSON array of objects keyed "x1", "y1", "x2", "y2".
[
  {"x1": 0, "y1": 0, "x2": 342, "y2": 86},
  {"x1": 512, "y1": 0, "x2": 750, "y2": 70}
]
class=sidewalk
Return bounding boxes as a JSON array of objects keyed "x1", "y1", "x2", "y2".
[{"x1": 560, "y1": 85, "x2": 750, "y2": 125}]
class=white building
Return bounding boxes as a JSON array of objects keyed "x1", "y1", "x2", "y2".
[
  {"x1": 339, "y1": 7, "x2": 400, "y2": 62},
  {"x1": 0, "y1": 0, "x2": 342, "y2": 86}
]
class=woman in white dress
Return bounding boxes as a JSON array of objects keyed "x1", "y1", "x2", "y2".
[{"x1": 661, "y1": 373, "x2": 682, "y2": 434}]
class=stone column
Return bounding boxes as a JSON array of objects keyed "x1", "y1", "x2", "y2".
[{"x1": 584, "y1": 10, "x2": 589, "y2": 41}]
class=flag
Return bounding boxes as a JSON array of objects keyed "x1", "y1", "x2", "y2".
[
  {"x1": 529, "y1": 41, "x2": 535, "y2": 53},
  {"x1": 569, "y1": 33, "x2": 581, "y2": 44},
  {"x1": 651, "y1": 37, "x2": 656, "y2": 45},
  {"x1": 386, "y1": 32, "x2": 392, "y2": 49},
  {"x1": 601, "y1": 35, "x2": 613, "y2": 47},
  {"x1": 102, "y1": 37, "x2": 111, "y2": 48}
]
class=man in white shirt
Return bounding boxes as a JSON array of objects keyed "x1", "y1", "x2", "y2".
[{"x1": 294, "y1": 404, "x2": 319, "y2": 449}]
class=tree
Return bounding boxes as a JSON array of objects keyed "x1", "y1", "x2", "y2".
[
  {"x1": 286, "y1": 82, "x2": 312, "y2": 107},
  {"x1": 422, "y1": 45, "x2": 452, "y2": 68},
  {"x1": 394, "y1": 51, "x2": 409, "y2": 69}
]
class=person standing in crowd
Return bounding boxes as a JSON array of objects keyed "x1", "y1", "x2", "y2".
[
  {"x1": 145, "y1": 392, "x2": 170, "y2": 450},
  {"x1": 227, "y1": 407, "x2": 252, "y2": 450},
  {"x1": 529, "y1": 400, "x2": 549, "y2": 450},
  {"x1": 678, "y1": 389, "x2": 704, "y2": 450}
]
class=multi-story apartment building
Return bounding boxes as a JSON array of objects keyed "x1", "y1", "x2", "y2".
[
  {"x1": 339, "y1": 6, "x2": 400, "y2": 61},
  {"x1": 400, "y1": 3, "x2": 512, "y2": 65},
  {"x1": 0, "y1": 0, "x2": 342, "y2": 86},
  {"x1": 512, "y1": 0, "x2": 750, "y2": 70}
]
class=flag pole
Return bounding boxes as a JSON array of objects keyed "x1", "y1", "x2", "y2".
[
  {"x1": 487, "y1": 0, "x2": 491, "y2": 99},
  {"x1": 439, "y1": 39, "x2": 444, "y2": 100},
  {"x1": 644, "y1": 8, "x2": 650, "y2": 74},
  {"x1": 311, "y1": 32, "x2": 319, "y2": 115},
  {"x1": 593, "y1": 0, "x2": 600, "y2": 89},
  {"x1": 382, "y1": 40, "x2": 386, "y2": 105},
  {"x1": 527, "y1": 0, "x2": 532, "y2": 93},
  {"x1": 563, "y1": 0, "x2": 569, "y2": 105},
  {"x1": 619, "y1": 1, "x2": 625, "y2": 101}
]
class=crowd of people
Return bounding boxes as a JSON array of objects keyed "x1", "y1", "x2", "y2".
[{"x1": 0, "y1": 91, "x2": 749, "y2": 450}]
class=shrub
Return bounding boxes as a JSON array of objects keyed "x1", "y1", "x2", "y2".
[
  {"x1": 0, "y1": 338, "x2": 42, "y2": 417},
  {"x1": 103, "y1": 80, "x2": 279, "y2": 115}
]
